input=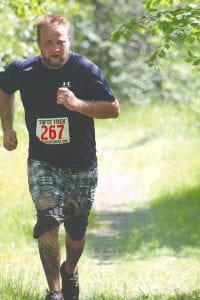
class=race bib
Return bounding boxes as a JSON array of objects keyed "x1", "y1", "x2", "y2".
[{"x1": 36, "y1": 117, "x2": 70, "y2": 144}]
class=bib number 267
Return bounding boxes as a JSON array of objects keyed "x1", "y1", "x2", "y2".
[
  {"x1": 36, "y1": 117, "x2": 70, "y2": 144},
  {"x1": 41, "y1": 124, "x2": 64, "y2": 140}
]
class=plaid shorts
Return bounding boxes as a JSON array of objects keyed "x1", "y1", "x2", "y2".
[{"x1": 27, "y1": 159, "x2": 98, "y2": 240}]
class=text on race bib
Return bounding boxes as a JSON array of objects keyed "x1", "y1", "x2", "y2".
[{"x1": 36, "y1": 117, "x2": 70, "y2": 144}]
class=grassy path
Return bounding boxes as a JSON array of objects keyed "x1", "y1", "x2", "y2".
[
  {"x1": 81, "y1": 104, "x2": 200, "y2": 299},
  {"x1": 1, "y1": 103, "x2": 200, "y2": 299}
]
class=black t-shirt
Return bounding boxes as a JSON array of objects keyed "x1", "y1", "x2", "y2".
[{"x1": 0, "y1": 52, "x2": 115, "y2": 168}]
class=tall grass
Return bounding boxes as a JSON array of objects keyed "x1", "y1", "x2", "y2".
[{"x1": 0, "y1": 101, "x2": 200, "y2": 299}]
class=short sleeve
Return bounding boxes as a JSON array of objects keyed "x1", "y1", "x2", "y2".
[
  {"x1": 84, "y1": 63, "x2": 115, "y2": 101},
  {"x1": 0, "y1": 61, "x2": 21, "y2": 94}
]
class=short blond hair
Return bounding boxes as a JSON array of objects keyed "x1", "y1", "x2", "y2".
[{"x1": 37, "y1": 14, "x2": 70, "y2": 39}]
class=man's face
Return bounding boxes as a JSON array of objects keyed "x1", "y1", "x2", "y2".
[{"x1": 37, "y1": 24, "x2": 71, "y2": 69}]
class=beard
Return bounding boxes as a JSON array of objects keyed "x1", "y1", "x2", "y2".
[{"x1": 41, "y1": 52, "x2": 66, "y2": 69}]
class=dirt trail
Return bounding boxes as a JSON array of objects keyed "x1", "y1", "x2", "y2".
[
  {"x1": 94, "y1": 170, "x2": 135, "y2": 211},
  {"x1": 88, "y1": 170, "x2": 136, "y2": 262}
]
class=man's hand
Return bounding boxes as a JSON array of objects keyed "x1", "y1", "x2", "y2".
[
  {"x1": 57, "y1": 87, "x2": 120, "y2": 119},
  {"x1": 57, "y1": 87, "x2": 80, "y2": 111},
  {"x1": 3, "y1": 130, "x2": 18, "y2": 151}
]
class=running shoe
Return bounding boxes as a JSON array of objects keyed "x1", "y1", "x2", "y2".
[
  {"x1": 60, "y1": 262, "x2": 79, "y2": 300},
  {"x1": 45, "y1": 290, "x2": 63, "y2": 300}
]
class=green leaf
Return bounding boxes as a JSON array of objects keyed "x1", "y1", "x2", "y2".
[
  {"x1": 193, "y1": 58, "x2": 200, "y2": 65},
  {"x1": 111, "y1": 31, "x2": 121, "y2": 42}
]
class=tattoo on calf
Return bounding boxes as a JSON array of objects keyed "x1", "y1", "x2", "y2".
[{"x1": 39, "y1": 241, "x2": 60, "y2": 282}]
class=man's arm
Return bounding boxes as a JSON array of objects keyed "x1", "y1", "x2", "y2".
[
  {"x1": 57, "y1": 87, "x2": 120, "y2": 119},
  {"x1": 0, "y1": 89, "x2": 18, "y2": 150}
]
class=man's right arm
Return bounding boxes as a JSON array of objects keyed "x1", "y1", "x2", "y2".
[{"x1": 0, "y1": 89, "x2": 18, "y2": 151}]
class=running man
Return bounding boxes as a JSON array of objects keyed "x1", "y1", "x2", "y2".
[{"x1": 0, "y1": 14, "x2": 120, "y2": 300}]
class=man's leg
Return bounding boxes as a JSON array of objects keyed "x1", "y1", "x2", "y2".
[
  {"x1": 64, "y1": 232, "x2": 85, "y2": 274},
  {"x1": 60, "y1": 166, "x2": 97, "y2": 299},
  {"x1": 60, "y1": 231, "x2": 85, "y2": 299},
  {"x1": 38, "y1": 225, "x2": 61, "y2": 291}
]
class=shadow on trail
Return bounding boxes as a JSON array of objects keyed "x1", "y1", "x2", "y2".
[{"x1": 87, "y1": 185, "x2": 200, "y2": 262}]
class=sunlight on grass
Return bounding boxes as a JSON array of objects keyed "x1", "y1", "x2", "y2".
[
  {"x1": 96, "y1": 103, "x2": 200, "y2": 203},
  {"x1": 1, "y1": 103, "x2": 200, "y2": 299},
  {"x1": 78, "y1": 255, "x2": 200, "y2": 299}
]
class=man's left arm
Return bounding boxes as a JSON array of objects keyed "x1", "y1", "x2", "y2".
[{"x1": 57, "y1": 87, "x2": 120, "y2": 119}]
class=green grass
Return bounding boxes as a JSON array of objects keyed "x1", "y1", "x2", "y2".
[{"x1": 0, "y1": 102, "x2": 200, "y2": 299}]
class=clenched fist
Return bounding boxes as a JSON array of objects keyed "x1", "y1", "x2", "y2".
[
  {"x1": 3, "y1": 130, "x2": 18, "y2": 151},
  {"x1": 57, "y1": 87, "x2": 81, "y2": 111}
]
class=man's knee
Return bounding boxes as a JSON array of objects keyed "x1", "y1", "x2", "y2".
[
  {"x1": 42, "y1": 225, "x2": 59, "y2": 237},
  {"x1": 67, "y1": 233, "x2": 85, "y2": 249},
  {"x1": 64, "y1": 212, "x2": 89, "y2": 241},
  {"x1": 38, "y1": 225, "x2": 59, "y2": 243},
  {"x1": 33, "y1": 214, "x2": 61, "y2": 239}
]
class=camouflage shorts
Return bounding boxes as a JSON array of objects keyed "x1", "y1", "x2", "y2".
[{"x1": 27, "y1": 159, "x2": 98, "y2": 240}]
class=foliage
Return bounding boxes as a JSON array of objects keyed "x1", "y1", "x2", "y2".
[
  {"x1": 112, "y1": 1, "x2": 200, "y2": 66},
  {"x1": 62, "y1": 0, "x2": 200, "y2": 107},
  {"x1": 0, "y1": 0, "x2": 199, "y2": 106},
  {"x1": 0, "y1": 0, "x2": 82, "y2": 69},
  {"x1": 0, "y1": 0, "x2": 49, "y2": 68}
]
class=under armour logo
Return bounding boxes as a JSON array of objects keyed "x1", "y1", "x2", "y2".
[{"x1": 62, "y1": 81, "x2": 71, "y2": 88}]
